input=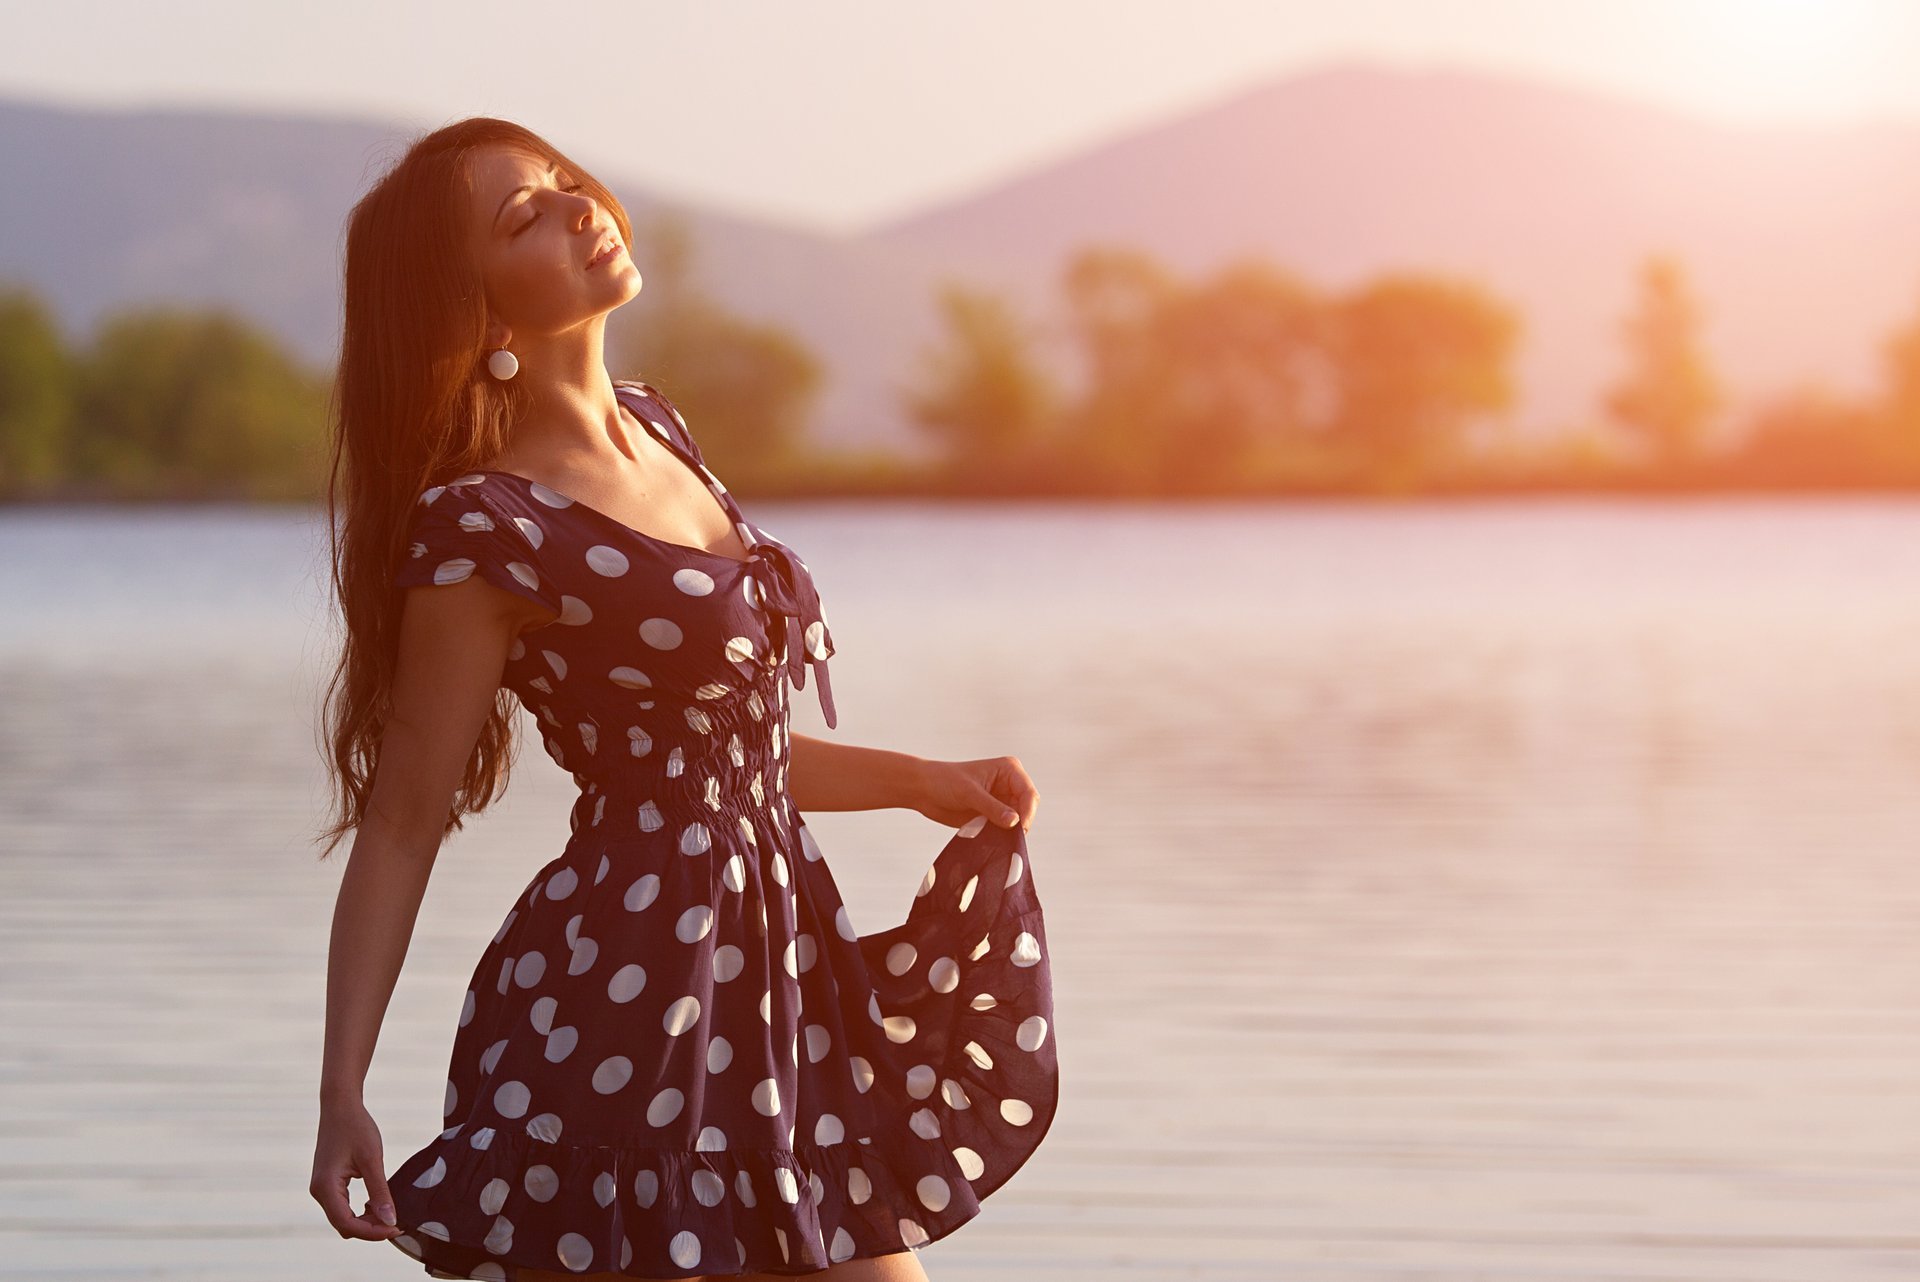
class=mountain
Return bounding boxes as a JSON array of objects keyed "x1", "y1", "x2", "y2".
[
  {"x1": 867, "y1": 59, "x2": 1920, "y2": 438},
  {"x1": 6, "y1": 62, "x2": 1920, "y2": 455}
]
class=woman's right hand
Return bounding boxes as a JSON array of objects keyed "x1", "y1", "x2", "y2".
[{"x1": 310, "y1": 1096, "x2": 404, "y2": 1241}]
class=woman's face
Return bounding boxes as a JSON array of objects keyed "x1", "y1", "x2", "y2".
[{"x1": 464, "y1": 144, "x2": 640, "y2": 340}]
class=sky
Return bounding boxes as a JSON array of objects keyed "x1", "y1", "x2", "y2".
[{"x1": 5, "y1": 0, "x2": 1920, "y2": 236}]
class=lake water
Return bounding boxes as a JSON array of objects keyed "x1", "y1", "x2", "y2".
[{"x1": 1, "y1": 496, "x2": 1917, "y2": 1281}]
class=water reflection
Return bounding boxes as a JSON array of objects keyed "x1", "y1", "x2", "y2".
[{"x1": 0, "y1": 497, "x2": 1916, "y2": 1279}]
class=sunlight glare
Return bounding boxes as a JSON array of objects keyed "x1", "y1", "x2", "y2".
[{"x1": 1682, "y1": 0, "x2": 1895, "y2": 121}]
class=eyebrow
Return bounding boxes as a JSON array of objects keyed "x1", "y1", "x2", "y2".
[{"x1": 494, "y1": 160, "x2": 562, "y2": 231}]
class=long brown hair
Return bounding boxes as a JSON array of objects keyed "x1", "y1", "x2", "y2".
[{"x1": 312, "y1": 117, "x2": 634, "y2": 860}]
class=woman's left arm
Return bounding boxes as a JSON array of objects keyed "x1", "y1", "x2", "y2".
[{"x1": 787, "y1": 733, "x2": 1040, "y2": 833}]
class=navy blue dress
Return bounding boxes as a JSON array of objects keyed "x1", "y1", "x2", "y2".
[{"x1": 383, "y1": 380, "x2": 1058, "y2": 1279}]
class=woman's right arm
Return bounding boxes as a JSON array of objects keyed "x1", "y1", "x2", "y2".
[{"x1": 308, "y1": 574, "x2": 537, "y2": 1242}]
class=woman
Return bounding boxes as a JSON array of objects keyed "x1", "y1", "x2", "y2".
[{"x1": 308, "y1": 118, "x2": 1058, "y2": 1281}]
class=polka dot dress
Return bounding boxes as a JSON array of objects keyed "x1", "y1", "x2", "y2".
[{"x1": 383, "y1": 380, "x2": 1058, "y2": 1279}]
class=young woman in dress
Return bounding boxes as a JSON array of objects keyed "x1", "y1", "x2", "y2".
[{"x1": 308, "y1": 118, "x2": 1058, "y2": 1281}]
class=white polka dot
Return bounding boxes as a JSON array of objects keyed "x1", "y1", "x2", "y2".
[
  {"x1": 675, "y1": 905, "x2": 714, "y2": 942},
  {"x1": 673, "y1": 567, "x2": 716, "y2": 595},
  {"x1": 916, "y1": 1175, "x2": 951, "y2": 1212},
  {"x1": 721, "y1": 853, "x2": 746, "y2": 891},
  {"x1": 707, "y1": 1036, "x2": 733, "y2": 1073},
  {"x1": 834, "y1": 905, "x2": 857, "y2": 941},
  {"x1": 479, "y1": 1177, "x2": 510, "y2": 1213},
  {"x1": 1011, "y1": 931, "x2": 1042, "y2": 966},
  {"x1": 647, "y1": 1088, "x2": 685, "y2": 1127},
  {"x1": 958, "y1": 874, "x2": 979, "y2": 912},
  {"x1": 969, "y1": 992, "x2": 997, "y2": 1011},
  {"x1": 905, "y1": 1064, "x2": 936, "y2": 1099},
  {"x1": 830, "y1": 1225, "x2": 855, "y2": 1262},
  {"x1": 593, "y1": 1171, "x2": 616, "y2": 1207},
  {"x1": 545, "y1": 867, "x2": 578, "y2": 900},
  {"x1": 543, "y1": 1025, "x2": 577, "y2": 1062},
  {"x1": 608, "y1": 665, "x2": 652, "y2": 690},
  {"x1": 771, "y1": 852, "x2": 789, "y2": 886},
  {"x1": 1000, "y1": 1097, "x2": 1034, "y2": 1125},
  {"x1": 883, "y1": 1014, "x2": 917, "y2": 1043},
  {"x1": 735, "y1": 1169, "x2": 758, "y2": 1207},
  {"x1": 556, "y1": 1231, "x2": 594, "y2": 1270},
  {"x1": 772, "y1": 1167, "x2": 800, "y2": 1204},
  {"x1": 586, "y1": 544, "x2": 629, "y2": 576},
  {"x1": 608, "y1": 964, "x2": 647, "y2": 1003},
  {"x1": 624, "y1": 874, "x2": 660, "y2": 912},
  {"x1": 941, "y1": 1078, "x2": 972, "y2": 1110},
  {"x1": 795, "y1": 933, "x2": 817, "y2": 972},
  {"x1": 633, "y1": 1169, "x2": 659, "y2": 1207},
  {"x1": 668, "y1": 1229, "x2": 702, "y2": 1269},
  {"x1": 815, "y1": 1112, "x2": 845, "y2": 1144},
  {"x1": 663, "y1": 995, "x2": 701, "y2": 1035},
  {"x1": 640, "y1": 617, "x2": 684, "y2": 649},
  {"x1": 953, "y1": 1146, "x2": 985, "y2": 1180},
  {"x1": 591, "y1": 1056, "x2": 632, "y2": 1094},
  {"x1": 909, "y1": 1107, "x2": 942, "y2": 1139},
  {"x1": 900, "y1": 1218, "x2": 930, "y2": 1247},
  {"x1": 752, "y1": 1076, "x2": 782, "y2": 1116},
  {"x1": 964, "y1": 1040, "x2": 994, "y2": 1070},
  {"x1": 524, "y1": 1164, "x2": 559, "y2": 1202},
  {"x1": 1016, "y1": 1014, "x2": 1049, "y2": 1050},
  {"x1": 760, "y1": 989, "x2": 772, "y2": 1024},
  {"x1": 804, "y1": 1024, "x2": 831, "y2": 1062},
  {"x1": 525, "y1": 1111, "x2": 562, "y2": 1143},
  {"x1": 850, "y1": 1056, "x2": 874, "y2": 1093},
  {"x1": 512, "y1": 951, "x2": 546, "y2": 987},
  {"x1": 1006, "y1": 851, "x2": 1025, "y2": 886},
  {"x1": 412, "y1": 1156, "x2": 446, "y2": 1189},
  {"x1": 691, "y1": 1170, "x2": 725, "y2": 1206},
  {"x1": 492, "y1": 1080, "x2": 530, "y2": 1118},
  {"x1": 679, "y1": 822, "x2": 711, "y2": 855},
  {"x1": 886, "y1": 942, "x2": 918, "y2": 975},
  {"x1": 848, "y1": 1166, "x2": 873, "y2": 1204},
  {"x1": 696, "y1": 1125, "x2": 727, "y2": 1152},
  {"x1": 713, "y1": 943, "x2": 745, "y2": 982}
]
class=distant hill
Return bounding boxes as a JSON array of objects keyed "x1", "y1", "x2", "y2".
[{"x1": 6, "y1": 61, "x2": 1920, "y2": 454}]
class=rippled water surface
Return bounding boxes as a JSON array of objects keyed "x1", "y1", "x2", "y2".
[{"x1": 1, "y1": 496, "x2": 1917, "y2": 1280}]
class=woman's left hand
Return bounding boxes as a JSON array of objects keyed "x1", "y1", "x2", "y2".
[{"x1": 910, "y1": 755, "x2": 1040, "y2": 833}]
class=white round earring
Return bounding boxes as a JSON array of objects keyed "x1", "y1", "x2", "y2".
[{"x1": 487, "y1": 348, "x2": 519, "y2": 381}]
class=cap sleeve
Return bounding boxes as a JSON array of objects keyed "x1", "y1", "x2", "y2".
[{"x1": 395, "y1": 478, "x2": 561, "y2": 622}]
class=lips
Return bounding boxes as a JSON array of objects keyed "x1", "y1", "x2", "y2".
[{"x1": 587, "y1": 239, "x2": 624, "y2": 270}]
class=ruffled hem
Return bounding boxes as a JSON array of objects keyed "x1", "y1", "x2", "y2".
[{"x1": 386, "y1": 818, "x2": 1058, "y2": 1280}]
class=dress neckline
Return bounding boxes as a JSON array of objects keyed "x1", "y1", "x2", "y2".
[{"x1": 471, "y1": 387, "x2": 757, "y2": 567}]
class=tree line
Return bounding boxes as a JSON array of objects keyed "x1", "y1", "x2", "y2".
[{"x1": 6, "y1": 215, "x2": 1920, "y2": 500}]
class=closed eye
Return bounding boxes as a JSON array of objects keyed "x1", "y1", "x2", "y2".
[{"x1": 513, "y1": 184, "x2": 584, "y2": 236}]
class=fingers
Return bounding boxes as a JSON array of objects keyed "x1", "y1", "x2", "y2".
[
  {"x1": 366, "y1": 1168, "x2": 399, "y2": 1228},
  {"x1": 311, "y1": 1164, "x2": 403, "y2": 1242}
]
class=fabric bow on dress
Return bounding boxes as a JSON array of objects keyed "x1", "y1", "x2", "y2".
[{"x1": 744, "y1": 539, "x2": 837, "y2": 729}]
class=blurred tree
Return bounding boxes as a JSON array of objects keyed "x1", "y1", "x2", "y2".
[
  {"x1": 900, "y1": 283, "x2": 1061, "y2": 479},
  {"x1": 616, "y1": 211, "x2": 822, "y2": 485},
  {"x1": 1875, "y1": 285, "x2": 1920, "y2": 472},
  {"x1": 1602, "y1": 254, "x2": 1721, "y2": 466},
  {"x1": 71, "y1": 305, "x2": 328, "y2": 497},
  {"x1": 0, "y1": 284, "x2": 75, "y2": 491},
  {"x1": 1325, "y1": 273, "x2": 1520, "y2": 487}
]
